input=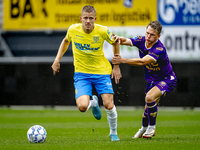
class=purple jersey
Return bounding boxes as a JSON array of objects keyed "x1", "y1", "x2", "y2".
[{"x1": 130, "y1": 36, "x2": 176, "y2": 82}]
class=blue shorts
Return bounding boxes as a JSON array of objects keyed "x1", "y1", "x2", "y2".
[
  {"x1": 74, "y1": 73, "x2": 114, "y2": 99},
  {"x1": 146, "y1": 75, "x2": 177, "y2": 98}
]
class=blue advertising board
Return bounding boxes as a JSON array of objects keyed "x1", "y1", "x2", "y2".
[{"x1": 158, "y1": 0, "x2": 200, "y2": 25}]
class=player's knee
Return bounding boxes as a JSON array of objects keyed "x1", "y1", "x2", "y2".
[
  {"x1": 104, "y1": 102, "x2": 114, "y2": 110},
  {"x1": 78, "y1": 106, "x2": 87, "y2": 112},
  {"x1": 145, "y1": 94, "x2": 155, "y2": 103}
]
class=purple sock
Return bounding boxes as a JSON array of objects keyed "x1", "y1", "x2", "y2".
[
  {"x1": 146, "y1": 101, "x2": 157, "y2": 126},
  {"x1": 142, "y1": 109, "x2": 148, "y2": 127}
]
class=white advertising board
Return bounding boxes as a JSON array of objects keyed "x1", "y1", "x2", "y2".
[{"x1": 104, "y1": 26, "x2": 200, "y2": 61}]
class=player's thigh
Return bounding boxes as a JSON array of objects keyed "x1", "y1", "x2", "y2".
[
  {"x1": 145, "y1": 86, "x2": 162, "y2": 103},
  {"x1": 101, "y1": 93, "x2": 114, "y2": 110},
  {"x1": 76, "y1": 95, "x2": 90, "y2": 108}
]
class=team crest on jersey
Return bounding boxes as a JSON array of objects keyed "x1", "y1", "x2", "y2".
[
  {"x1": 138, "y1": 36, "x2": 142, "y2": 39},
  {"x1": 156, "y1": 47, "x2": 163, "y2": 51},
  {"x1": 93, "y1": 36, "x2": 99, "y2": 43}
]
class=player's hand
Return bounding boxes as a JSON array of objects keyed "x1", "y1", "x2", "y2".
[
  {"x1": 112, "y1": 54, "x2": 122, "y2": 65},
  {"x1": 111, "y1": 65, "x2": 122, "y2": 84},
  {"x1": 51, "y1": 59, "x2": 60, "y2": 76},
  {"x1": 112, "y1": 33, "x2": 121, "y2": 44}
]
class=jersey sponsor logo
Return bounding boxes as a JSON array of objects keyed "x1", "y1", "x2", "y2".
[
  {"x1": 146, "y1": 62, "x2": 160, "y2": 71},
  {"x1": 76, "y1": 35, "x2": 84, "y2": 38},
  {"x1": 158, "y1": 0, "x2": 200, "y2": 25},
  {"x1": 148, "y1": 52, "x2": 159, "y2": 58},
  {"x1": 74, "y1": 42, "x2": 100, "y2": 51}
]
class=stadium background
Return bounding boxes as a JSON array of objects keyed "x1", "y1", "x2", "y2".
[{"x1": 0, "y1": 0, "x2": 200, "y2": 107}]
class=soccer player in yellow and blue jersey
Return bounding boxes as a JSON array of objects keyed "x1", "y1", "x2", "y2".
[{"x1": 51, "y1": 5, "x2": 121, "y2": 141}]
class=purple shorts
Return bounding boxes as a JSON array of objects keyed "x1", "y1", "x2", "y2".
[{"x1": 146, "y1": 75, "x2": 177, "y2": 97}]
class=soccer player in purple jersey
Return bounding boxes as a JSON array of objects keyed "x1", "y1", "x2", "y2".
[{"x1": 112, "y1": 21, "x2": 177, "y2": 139}]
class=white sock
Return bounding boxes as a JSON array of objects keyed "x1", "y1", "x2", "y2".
[
  {"x1": 86, "y1": 99, "x2": 97, "y2": 111},
  {"x1": 105, "y1": 105, "x2": 117, "y2": 135},
  {"x1": 148, "y1": 125, "x2": 156, "y2": 129},
  {"x1": 141, "y1": 126, "x2": 148, "y2": 131}
]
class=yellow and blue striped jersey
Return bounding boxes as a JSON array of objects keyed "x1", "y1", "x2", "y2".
[{"x1": 66, "y1": 23, "x2": 115, "y2": 75}]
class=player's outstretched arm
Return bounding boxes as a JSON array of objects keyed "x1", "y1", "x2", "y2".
[
  {"x1": 113, "y1": 34, "x2": 132, "y2": 46},
  {"x1": 112, "y1": 54, "x2": 155, "y2": 66},
  {"x1": 51, "y1": 37, "x2": 70, "y2": 76}
]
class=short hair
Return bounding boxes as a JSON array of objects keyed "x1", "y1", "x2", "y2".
[
  {"x1": 147, "y1": 21, "x2": 162, "y2": 35},
  {"x1": 81, "y1": 5, "x2": 96, "y2": 16}
]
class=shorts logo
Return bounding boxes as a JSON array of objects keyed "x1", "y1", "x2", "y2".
[
  {"x1": 106, "y1": 82, "x2": 112, "y2": 86},
  {"x1": 160, "y1": 81, "x2": 166, "y2": 86}
]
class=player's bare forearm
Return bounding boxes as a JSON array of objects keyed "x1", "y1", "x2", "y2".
[
  {"x1": 112, "y1": 42, "x2": 122, "y2": 84},
  {"x1": 113, "y1": 34, "x2": 132, "y2": 46},
  {"x1": 112, "y1": 41, "x2": 120, "y2": 55},
  {"x1": 119, "y1": 37, "x2": 132, "y2": 46},
  {"x1": 51, "y1": 38, "x2": 70, "y2": 75},
  {"x1": 122, "y1": 58, "x2": 146, "y2": 66},
  {"x1": 112, "y1": 54, "x2": 155, "y2": 66}
]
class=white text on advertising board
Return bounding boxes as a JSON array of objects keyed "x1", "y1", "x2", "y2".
[{"x1": 158, "y1": 0, "x2": 200, "y2": 25}]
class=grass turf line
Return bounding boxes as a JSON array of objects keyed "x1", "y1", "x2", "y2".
[{"x1": 0, "y1": 109, "x2": 200, "y2": 150}]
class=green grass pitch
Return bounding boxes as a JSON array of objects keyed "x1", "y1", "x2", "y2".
[{"x1": 0, "y1": 107, "x2": 200, "y2": 150}]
